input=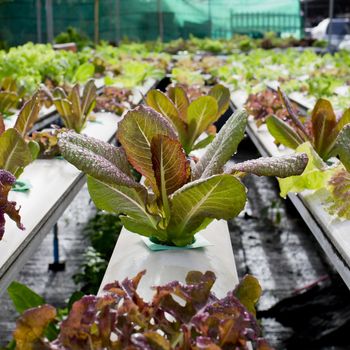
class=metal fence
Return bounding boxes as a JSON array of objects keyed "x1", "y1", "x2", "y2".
[
  {"x1": 0, "y1": 0, "x2": 303, "y2": 48},
  {"x1": 230, "y1": 12, "x2": 302, "y2": 37}
]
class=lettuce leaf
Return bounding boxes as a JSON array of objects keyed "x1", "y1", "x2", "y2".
[
  {"x1": 228, "y1": 153, "x2": 308, "y2": 178},
  {"x1": 0, "y1": 128, "x2": 34, "y2": 176},
  {"x1": 168, "y1": 174, "x2": 246, "y2": 246},
  {"x1": 12, "y1": 270, "x2": 272, "y2": 349},
  {"x1": 117, "y1": 105, "x2": 177, "y2": 196},
  {"x1": 193, "y1": 109, "x2": 248, "y2": 179},
  {"x1": 0, "y1": 169, "x2": 24, "y2": 240},
  {"x1": 327, "y1": 168, "x2": 350, "y2": 220},
  {"x1": 332, "y1": 124, "x2": 350, "y2": 172},
  {"x1": 278, "y1": 142, "x2": 336, "y2": 198}
]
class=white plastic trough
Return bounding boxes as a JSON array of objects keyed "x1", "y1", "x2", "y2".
[
  {"x1": 98, "y1": 220, "x2": 239, "y2": 300},
  {"x1": 231, "y1": 89, "x2": 350, "y2": 289},
  {"x1": 0, "y1": 112, "x2": 121, "y2": 295}
]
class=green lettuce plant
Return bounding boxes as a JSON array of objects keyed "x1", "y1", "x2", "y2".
[
  {"x1": 0, "y1": 77, "x2": 25, "y2": 116},
  {"x1": 59, "y1": 106, "x2": 307, "y2": 247},
  {"x1": 146, "y1": 84, "x2": 230, "y2": 154},
  {"x1": 49, "y1": 79, "x2": 96, "y2": 133},
  {"x1": 0, "y1": 93, "x2": 40, "y2": 178},
  {"x1": 266, "y1": 89, "x2": 350, "y2": 161}
]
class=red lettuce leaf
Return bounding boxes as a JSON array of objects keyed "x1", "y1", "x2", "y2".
[
  {"x1": 0, "y1": 169, "x2": 24, "y2": 240},
  {"x1": 12, "y1": 270, "x2": 272, "y2": 350}
]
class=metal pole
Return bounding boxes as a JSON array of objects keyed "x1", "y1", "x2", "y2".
[
  {"x1": 94, "y1": 0, "x2": 100, "y2": 45},
  {"x1": 208, "y1": 0, "x2": 212, "y2": 37},
  {"x1": 157, "y1": 0, "x2": 163, "y2": 42},
  {"x1": 45, "y1": 0, "x2": 53, "y2": 43},
  {"x1": 115, "y1": 0, "x2": 121, "y2": 44},
  {"x1": 48, "y1": 223, "x2": 65, "y2": 271},
  {"x1": 328, "y1": 0, "x2": 334, "y2": 50},
  {"x1": 304, "y1": 0, "x2": 308, "y2": 29},
  {"x1": 36, "y1": 0, "x2": 42, "y2": 43}
]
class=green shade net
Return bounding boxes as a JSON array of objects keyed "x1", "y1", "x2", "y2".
[{"x1": 0, "y1": 0, "x2": 302, "y2": 47}]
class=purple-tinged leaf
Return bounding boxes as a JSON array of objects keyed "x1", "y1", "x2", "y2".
[
  {"x1": 117, "y1": 105, "x2": 177, "y2": 195},
  {"x1": 311, "y1": 99, "x2": 337, "y2": 159},
  {"x1": 278, "y1": 87, "x2": 309, "y2": 141},
  {"x1": 59, "y1": 131, "x2": 141, "y2": 188},
  {"x1": 151, "y1": 135, "x2": 190, "y2": 196},
  {"x1": 327, "y1": 168, "x2": 350, "y2": 220},
  {"x1": 13, "y1": 304, "x2": 56, "y2": 349},
  {"x1": 227, "y1": 153, "x2": 308, "y2": 178},
  {"x1": 11, "y1": 270, "x2": 271, "y2": 349},
  {"x1": 0, "y1": 116, "x2": 5, "y2": 136},
  {"x1": 0, "y1": 169, "x2": 24, "y2": 240}
]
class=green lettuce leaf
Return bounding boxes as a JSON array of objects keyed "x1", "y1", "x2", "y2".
[
  {"x1": 193, "y1": 109, "x2": 248, "y2": 179},
  {"x1": 234, "y1": 275, "x2": 262, "y2": 316},
  {"x1": 187, "y1": 96, "x2": 218, "y2": 150},
  {"x1": 228, "y1": 153, "x2": 308, "y2": 178},
  {"x1": 145, "y1": 89, "x2": 187, "y2": 144},
  {"x1": 332, "y1": 124, "x2": 350, "y2": 172},
  {"x1": 13, "y1": 304, "x2": 56, "y2": 350},
  {"x1": 0, "y1": 91, "x2": 19, "y2": 114},
  {"x1": 266, "y1": 115, "x2": 304, "y2": 149},
  {"x1": 14, "y1": 93, "x2": 40, "y2": 137},
  {"x1": 0, "y1": 128, "x2": 34, "y2": 175},
  {"x1": 168, "y1": 174, "x2": 246, "y2": 246},
  {"x1": 167, "y1": 85, "x2": 189, "y2": 121},
  {"x1": 192, "y1": 134, "x2": 215, "y2": 151},
  {"x1": 73, "y1": 62, "x2": 95, "y2": 84},
  {"x1": 87, "y1": 176, "x2": 163, "y2": 240},
  {"x1": 278, "y1": 142, "x2": 335, "y2": 198},
  {"x1": 208, "y1": 83, "x2": 230, "y2": 117},
  {"x1": 7, "y1": 281, "x2": 45, "y2": 314},
  {"x1": 53, "y1": 80, "x2": 96, "y2": 133}
]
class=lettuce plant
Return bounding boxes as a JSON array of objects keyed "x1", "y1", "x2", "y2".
[
  {"x1": 146, "y1": 84, "x2": 230, "y2": 154},
  {"x1": 49, "y1": 79, "x2": 96, "y2": 133},
  {"x1": 12, "y1": 270, "x2": 272, "y2": 350},
  {"x1": 0, "y1": 77, "x2": 25, "y2": 116},
  {"x1": 0, "y1": 169, "x2": 24, "y2": 240},
  {"x1": 59, "y1": 106, "x2": 307, "y2": 246},
  {"x1": 326, "y1": 124, "x2": 350, "y2": 220},
  {"x1": 0, "y1": 93, "x2": 40, "y2": 178},
  {"x1": 245, "y1": 88, "x2": 298, "y2": 127},
  {"x1": 0, "y1": 94, "x2": 41, "y2": 240},
  {"x1": 266, "y1": 89, "x2": 350, "y2": 161}
]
